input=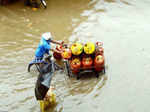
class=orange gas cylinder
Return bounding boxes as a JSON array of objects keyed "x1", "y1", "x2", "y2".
[
  {"x1": 94, "y1": 55, "x2": 104, "y2": 71},
  {"x1": 70, "y1": 58, "x2": 81, "y2": 73},
  {"x1": 95, "y1": 42, "x2": 104, "y2": 56},
  {"x1": 53, "y1": 46, "x2": 62, "y2": 60},
  {"x1": 82, "y1": 56, "x2": 93, "y2": 69},
  {"x1": 61, "y1": 48, "x2": 72, "y2": 59}
]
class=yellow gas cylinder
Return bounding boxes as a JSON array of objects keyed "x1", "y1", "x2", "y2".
[
  {"x1": 71, "y1": 43, "x2": 83, "y2": 55},
  {"x1": 84, "y1": 42, "x2": 95, "y2": 54},
  {"x1": 61, "y1": 48, "x2": 72, "y2": 59}
]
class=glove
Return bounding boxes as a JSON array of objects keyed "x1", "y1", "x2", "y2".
[{"x1": 61, "y1": 41, "x2": 64, "y2": 45}]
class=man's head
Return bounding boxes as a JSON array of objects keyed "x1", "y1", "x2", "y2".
[{"x1": 42, "y1": 32, "x2": 52, "y2": 40}]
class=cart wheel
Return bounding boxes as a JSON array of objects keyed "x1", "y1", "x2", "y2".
[
  {"x1": 28, "y1": 63, "x2": 33, "y2": 72},
  {"x1": 95, "y1": 73, "x2": 99, "y2": 78},
  {"x1": 103, "y1": 66, "x2": 106, "y2": 74},
  {"x1": 77, "y1": 75, "x2": 80, "y2": 80},
  {"x1": 64, "y1": 60, "x2": 71, "y2": 77}
]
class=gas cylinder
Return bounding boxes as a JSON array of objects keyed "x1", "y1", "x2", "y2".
[
  {"x1": 95, "y1": 42, "x2": 104, "y2": 56},
  {"x1": 84, "y1": 42, "x2": 95, "y2": 55},
  {"x1": 94, "y1": 55, "x2": 104, "y2": 71},
  {"x1": 53, "y1": 45, "x2": 62, "y2": 60},
  {"x1": 70, "y1": 58, "x2": 81, "y2": 73},
  {"x1": 71, "y1": 43, "x2": 83, "y2": 55},
  {"x1": 61, "y1": 48, "x2": 72, "y2": 59},
  {"x1": 82, "y1": 56, "x2": 93, "y2": 69}
]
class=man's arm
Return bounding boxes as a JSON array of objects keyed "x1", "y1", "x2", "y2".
[
  {"x1": 51, "y1": 39, "x2": 63, "y2": 45},
  {"x1": 50, "y1": 48, "x2": 61, "y2": 53}
]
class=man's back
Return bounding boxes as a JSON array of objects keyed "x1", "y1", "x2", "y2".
[{"x1": 35, "y1": 38, "x2": 51, "y2": 57}]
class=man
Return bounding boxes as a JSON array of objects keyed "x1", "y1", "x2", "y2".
[{"x1": 35, "y1": 32, "x2": 63, "y2": 62}]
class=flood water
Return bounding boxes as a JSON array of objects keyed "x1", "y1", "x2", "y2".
[{"x1": 0, "y1": 0, "x2": 150, "y2": 112}]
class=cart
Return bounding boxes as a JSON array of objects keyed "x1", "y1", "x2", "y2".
[{"x1": 62, "y1": 42, "x2": 105, "y2": 79}]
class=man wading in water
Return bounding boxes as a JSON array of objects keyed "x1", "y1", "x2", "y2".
[{"x1": 34, "y1": 32, "x2": 63, "y2": 63}]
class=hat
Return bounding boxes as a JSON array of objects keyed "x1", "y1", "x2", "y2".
[{"x1": 42, "y1": 32, "x2": 52, "y2": 40}]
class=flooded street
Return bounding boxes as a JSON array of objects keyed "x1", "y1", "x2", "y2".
[{"x1": 0, "y1": 0, "x2": 150, "y2": 112}]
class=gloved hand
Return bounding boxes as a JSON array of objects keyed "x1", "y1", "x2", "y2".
[
  {"x1": 61, "y1": 41, "x2": 64, "y2": 45},
  {"x1": 60, "y1": 41, "x2": 68, "y2": 48}
]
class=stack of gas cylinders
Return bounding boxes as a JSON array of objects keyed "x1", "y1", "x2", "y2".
[{"x1": 53, "y1": 42, "x2": 105, "y2": 75}]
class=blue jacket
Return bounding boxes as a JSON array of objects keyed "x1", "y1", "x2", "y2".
[{"x1": 35, "y1": 37, "x2": 51, "y2": 58}]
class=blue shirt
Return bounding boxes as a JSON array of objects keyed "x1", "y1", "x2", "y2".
[{"x1": 35, "y1": 37, "x2": 51, "y2": 58}]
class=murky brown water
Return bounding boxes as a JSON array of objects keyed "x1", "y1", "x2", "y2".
[{"x1": 0, "y1": 0, "x2": 150, "y2": 112}]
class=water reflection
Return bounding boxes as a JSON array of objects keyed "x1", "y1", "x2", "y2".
[{"x1": 67, "y1": 74, "x2": 107, "y2": 96}]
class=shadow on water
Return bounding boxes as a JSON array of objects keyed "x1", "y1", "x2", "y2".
[{"x1": 65, "y1": 74, "x2": 107, "y2": 96}]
